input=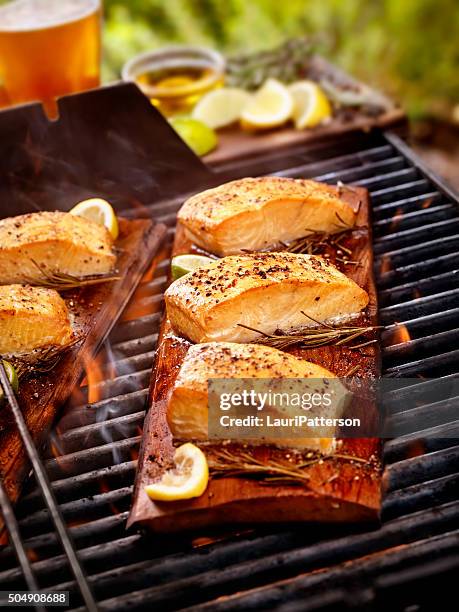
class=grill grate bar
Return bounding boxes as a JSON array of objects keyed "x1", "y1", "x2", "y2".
[
  {"x1": 379, "y1": 288, "x2": 459, "y2": 322},
  {"x1": 0, "y1": 513, "x2": 130, "y2": 571},
  {"x1": 374, "y1": 233, "x2": 459, "y2": 265},
  {"x1": 373, "y1": 217, "x2": 459, "y2": 252},
  {"x1": 15, "y1": 488, "x2": 133, "y2": 541},
  {"x1": 0, "y1": 364, "x2": 99, "y2": 611},
  {"x1": 372, "y1": 191, "x2": 442, "y2": 216},
  {"x1": 377, "y1": 252, "x2": 457, "y2": 287},
  {"x1": 373, "y1": 203, "x2": 456, "y2": 233},
  {"x1": 67, "y1": 503, "x2": 459, "y2": 611},
  {"x1": 313, "y1": 155, "x2": 406, "y2": 183},
  {"x1": 192, "y1": 530, "x2": 459, "y2": 612},
  {"x1": 44, "y1": 437, "x2": 142, "y2": 480},
  {"x1": 378, "y1": 271, "x2": 459, "y2": 305},
  {"x1": 20, "y1": 462, "x2": 136, "y2": 510},
  {"x1": 0, "y1": 480, "x2": 44, "y2": 610},
  {"x1": 384, "y1": 348, "x2": 459, "y2": 377}
]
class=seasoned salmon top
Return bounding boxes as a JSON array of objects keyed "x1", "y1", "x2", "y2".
[
  {"x1": 0, "y1": 211, "x2": 116, "y2": 284},
  {"x1": 0, "y1": 284, "x2": 73, "y2": 355},
  {"x1": 174, "y1": 342, "x2": 336, "y2": 386},
  {"x1": 166, "y1": 251, "x2": 360, "y2": 310},
  {"x1": 179, "y1": 177, "x2": 355, "y2": 227},
  {"x1": 0, "y1": 211, "x2": 113, "y2": 252},
  {"x1": 177, "y1": 176, "x2": 359, "y2": 256}
]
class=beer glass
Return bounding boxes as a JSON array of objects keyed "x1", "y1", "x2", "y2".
[{"x1": 0, "y1": 0, "x2": 101, "y2": 117}]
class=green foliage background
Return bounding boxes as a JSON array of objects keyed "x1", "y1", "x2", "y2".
[{"x1": 102, "y1": 0, "x2": 459, "y2": 119}]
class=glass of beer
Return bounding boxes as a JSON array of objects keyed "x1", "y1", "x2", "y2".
[{"x1": 0, "y1": 0, "x2": 101, "y2": 117}]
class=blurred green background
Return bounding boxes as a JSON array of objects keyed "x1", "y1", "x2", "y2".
[{"x1": 103, "y1": 0, "x2": 459, "y2": 120}]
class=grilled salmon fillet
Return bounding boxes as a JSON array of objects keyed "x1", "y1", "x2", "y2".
[
  {"x1": 168, "y1": 342, "x2": 347, "y2": 453},
  {"x1": 177, "y1": 176, "x2": 357, "y2": 256},
  {"x1": 165, "y1": 252, "x2": 369, "y2": 343},
  {"x1": 0, "y1": 284, "x2": 73, "y2": 355},
  {"x1": 0, "y1": 211, "x2": 116, "y2": 284}
]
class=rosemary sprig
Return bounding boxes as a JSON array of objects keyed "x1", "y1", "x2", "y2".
[
  {"x1": 283, "y1": 216, "x2": 353, "y2": 257},
  {"x1": 226, "y1": 37, "x2": 317, "y2": 90},
  {"x1": 238, "y1": 312, "x2": 379, "y2": 351},
  {"x1": 207, "y1": 447, "x2": 367, "y2": 486},
  {"x1": 208, "y1": 448, "x2": 313, "y2": 485},
  {"x1": 24, "y1": 260, "x2": 120, "y2": 291},
  {"x1": 11, "y1": 336, "x2": 82, "y2": 379}
]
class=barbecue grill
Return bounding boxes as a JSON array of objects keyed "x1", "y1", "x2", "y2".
[{"x1": 0, "y1": 84, "x2": 458, "y2": 611}]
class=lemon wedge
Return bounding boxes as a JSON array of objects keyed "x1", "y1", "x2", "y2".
[
  {"x1": 70, "y1": 198, "x2": 119, "y2": 240},
  {"x1": 240, "y1": 78, "x2": 293, "y2": 130},
  {"x1": 289, "y1": 81, "x2": 332, "y2": 129},
  {"x1": 171, "y1": 254, "x2": 214, "y2": 281},
  {"x1": 145, "y1": 443, "x2": 209, "y2": 502},
  {"x1": 192, "y1": 88, "x2": 252, "y2": 129}
]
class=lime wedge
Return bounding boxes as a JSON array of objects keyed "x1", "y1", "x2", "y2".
[
  {"x1": 171, "y1": 254, "x2": 214, "y2": 281},
  {"x1": 169, "y1": 117, "x2": 218, "y2": 156},
  {"x1": 0, "y1": 360, "x2": 19, "y2": 403}
]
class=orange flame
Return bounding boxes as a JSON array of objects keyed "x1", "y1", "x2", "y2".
[
  {"x1": 422, "y1": 197, "x2": 433, "y2": 209},
  {"x1": 121, "y1": 248, "x2": 167, "y2": 321},
  {"x1": 380, "y1": 255, "x2": 392, "y2": 275},
  {"x1": 82, "y1": 353, "x2": 107, "y2": 404},
  {"x1": 390, "y1": 207, "x2": 404, "y2": 231},
  {"x1": 387, "y1": 323, "x2": 411, "y2": 346},
  {"x1": 99, "y1": 478, "x2": 120, "y2": 515},
  {"x1": 26, "y1": 548, "x2": 39, "y2": 563}
]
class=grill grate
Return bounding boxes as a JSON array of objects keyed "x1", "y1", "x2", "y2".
[{"x1": 0, "y1": 130, "x2": 458, "y2": 611}]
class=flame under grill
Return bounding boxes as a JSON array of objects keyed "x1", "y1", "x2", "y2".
[{"x1": 1, "y1": 130, "x2": 458, "y2": 611}]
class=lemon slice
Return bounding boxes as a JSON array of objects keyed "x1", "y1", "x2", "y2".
[
  {"x1": 171, "y1": 254, "x2": 214, "y2": 281},
  {"x1": 192, "y1": 88, "x2": 252, "y2": 129},
  {"x1": 240, "y1": 78, "x2": 293, "y2": 130},
  {"x1": 289, "y1": 81, "x2": 332, "y2": 130},
  {"x1": 70, "y1": 198, "x2": 119, "y2": 240},
  {"x1": 0, "y1": 360, "x2": 19, "y2": 404},
  {"x1": 145, "y1": 443, "x2": 209, "y2": 501},
  {"x1": 169, "y1": 117, "x2": 218, "y2": 157}
]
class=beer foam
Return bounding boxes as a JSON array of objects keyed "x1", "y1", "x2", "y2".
[{"x1": 0, "y1": 0, "x2": 99, "y2": 31}]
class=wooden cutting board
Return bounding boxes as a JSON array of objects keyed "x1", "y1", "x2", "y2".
[
  {"x1": 128, "y1": 185, "x2": 382, "y2": 532},
  {"x1": 0, "y1": 218, "x2": 167, "y2": 529},
  {"x1": 205, "y1": 55, "x2": 405, "y2": 166},
  {"x1": 205, "y1": 110, "x2": 405, "y2": 166}
]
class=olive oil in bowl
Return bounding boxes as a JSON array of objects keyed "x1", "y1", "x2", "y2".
[{"x1": 122, "y1": 46, "x2": 225, "y2": 115}]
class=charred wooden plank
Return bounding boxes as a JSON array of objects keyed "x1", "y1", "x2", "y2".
[
  {"x1": 129, "y1": 185, "x2": 382, "y2": 532},
  {"x1": 0, "y1": 218, "x2": 167, "y2": 533}
]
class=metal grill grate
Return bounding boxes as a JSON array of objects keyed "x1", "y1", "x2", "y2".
[{"x1": 0, "y1": 130, "x2": 458, "y2": 611}]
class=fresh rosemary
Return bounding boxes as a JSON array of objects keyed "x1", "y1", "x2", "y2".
[
  {"x1": 238, "y1": 312, "x2": 379, "y2": 351},
  {"x1": 207, "y1": 446, "x2": 367, "y2": 487},
  {"x1": 24, "y1": 260, "x2": 120, "y2": 291},
  {"x1": 12, "y1": 336, "x2": 82, "y2": 379},
  {"x1": 281, "y1": 209, "x2": 361, "y2": 260}
]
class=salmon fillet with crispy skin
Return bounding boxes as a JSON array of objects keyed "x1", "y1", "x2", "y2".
[
  {"x1": 177, "y1": 176, "x2": 357, "y2": 256},
  {"x1": 0, "y1": 284, "x2": 73, "y2": 355},
  {"x1": 0, "y1": 211, "x2": 116, "y2": 284}
]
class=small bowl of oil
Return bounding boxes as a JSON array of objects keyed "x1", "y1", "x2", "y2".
[{"x1": 122, "y1": 46, "x2": 226, "y2": 116}]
